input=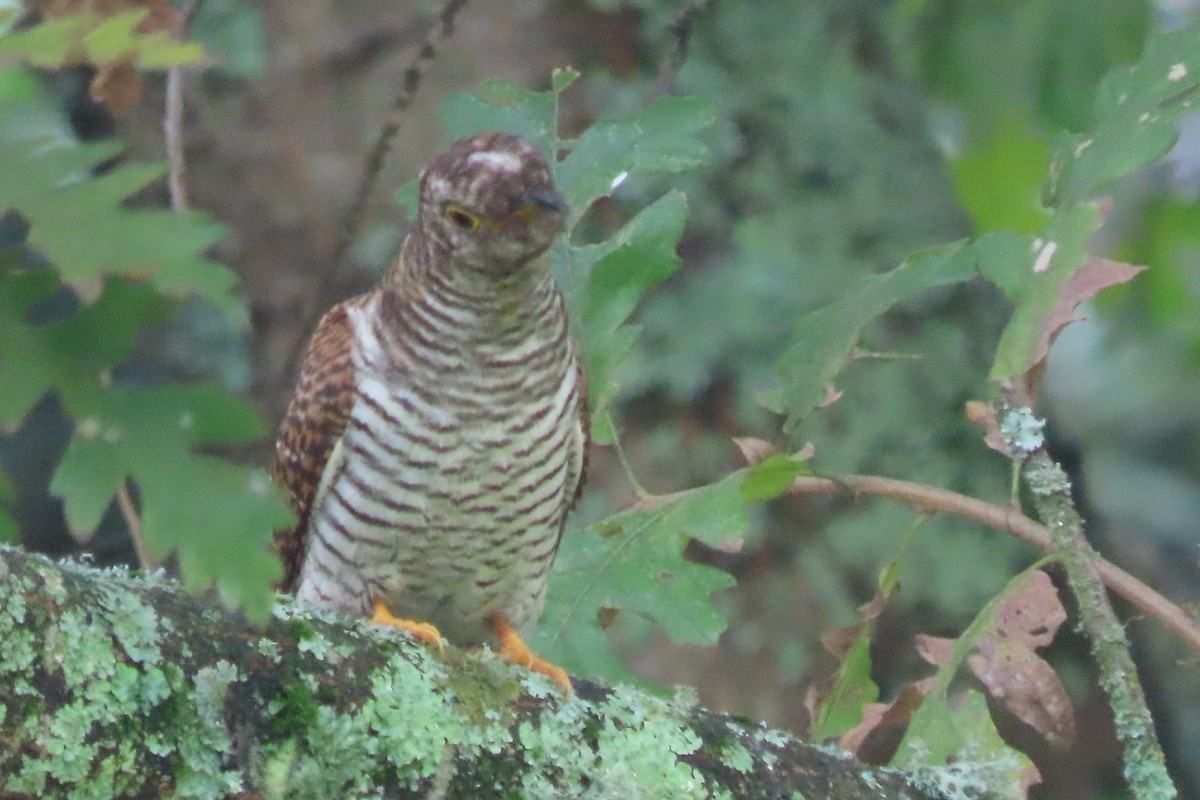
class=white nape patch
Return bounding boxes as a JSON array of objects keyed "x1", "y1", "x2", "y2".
[
  {"x1": 1032, "y1": 239, "x2": 1057, "y2": 274},
  {"x1": 467, "y1": 150, "x2": 523, "y2": 172}
]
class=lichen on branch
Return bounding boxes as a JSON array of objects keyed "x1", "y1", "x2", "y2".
[{"x1": 0, "y1": 544, "x2": 936, "y2": 800}]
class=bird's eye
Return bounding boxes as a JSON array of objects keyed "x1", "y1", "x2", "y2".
[{"x1": 444, "y1": 205, "x2": 480, "y2": 231}]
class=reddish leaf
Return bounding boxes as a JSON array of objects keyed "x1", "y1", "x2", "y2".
[
  {"x1": 732, "y1": 436, "x2": 776, "y2": 466},
  {"x1": 915, "y1": 634, "x2": 954, "y2": 667},
  {"x1": 967, "y1": 571, "x2": 1075, "y2": 748},
  {"x1": 1033, "y1": 256, "x2": 1146, "y2": 372},
  {"x1": 839, "y1": 678, "x2": 935, "y2": 760},
  {"x1": 965, "y1": 399, "x2": 1012, "y2": 457}
]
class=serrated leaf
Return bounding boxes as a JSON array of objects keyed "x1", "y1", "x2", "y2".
[
  {"x1": 572, "y1": 192, "x2": 689, "y2": 438},
  {"x1": 557, "y1": 95, "x2": 715, "y2": 225},
  {"x1": 965, "y1": 571, "x2": 1074, "y2": 748},
  {"x1": 1046, "y1": 24, "x2": 1200, "y2": 209},
  {"x1": 0, "y1": 274, "x2": 167, "y2": 424},
  {"x1": 769, "y1": 242, "x2": 976, "y2": 433},
  {"x1": 0, "y1": 97, "x2": 243, "y2": 322},
  {"x1": 984, "y1": 205, "x2": 1145, "y2": 386},
  {"x1": 51, "y1": 384, "x2": 290, "y2": 620},
  {"x1": 893, "y1": 567, "x2": 1064, "y2": 795},
  {"x1": 533, "y1": 473, "x2": 746, "y2": 681},
  {"x1": 0, "y1": 10, "x2": 202, "y2": 70}
]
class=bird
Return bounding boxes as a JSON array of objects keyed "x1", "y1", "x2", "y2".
[{"x1": 272, "y1": 132, "x2": 587, "y2": 693}]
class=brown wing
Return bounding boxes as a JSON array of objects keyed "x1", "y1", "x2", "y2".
[{"x1": 272, "y1": 295, "x2": 368, "y2": 591}]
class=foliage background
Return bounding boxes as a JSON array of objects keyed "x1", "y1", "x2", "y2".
[{"x1": 1, "y1": 1, "x2": 1198, "y2": 797}]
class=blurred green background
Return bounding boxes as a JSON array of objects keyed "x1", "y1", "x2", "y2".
[{"x1": 1, "y1": 1, "x2": 1198, "y2": 797}]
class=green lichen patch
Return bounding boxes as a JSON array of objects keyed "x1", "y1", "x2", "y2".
[{"x1": 516, "y1": 683, "x2": 714, "y2": 799}]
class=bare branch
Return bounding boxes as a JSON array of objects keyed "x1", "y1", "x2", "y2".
[
  {"x1": 648, "y1": 0, "x2": 711, "y2": 100},
  {"x1": 766, "y1": 473, "x2": 1200, "y2": 658},
  {"x1": 164, "y1": 0, "x2": 205, "y2": 213},
  {"x1": 340, "y1": 0, "x2": 471, "y2": 255}
]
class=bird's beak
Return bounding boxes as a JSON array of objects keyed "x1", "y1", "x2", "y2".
[{"x1": 519, "y1": 189, "x2": 567, "y2": 216}]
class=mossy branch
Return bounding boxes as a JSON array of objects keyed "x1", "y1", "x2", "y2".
[
  {"x1": 1019, "y1": 448, "x2": 1176, "y2": 800},
  {"x1": 0, "y1": 544, "x2": 938, "y2": 800}
]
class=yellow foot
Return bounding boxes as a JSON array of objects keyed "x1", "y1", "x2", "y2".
[
  {"x1": 489, "y1": 613, "x2": 572, "y2": 696},
  {"x1": 371, "y1": 599, "x2": 444, "y2": 651}
]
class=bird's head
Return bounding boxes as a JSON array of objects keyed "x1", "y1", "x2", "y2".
[{"x1": 417, "y1": 132, "x2": 566, "y2": 278}]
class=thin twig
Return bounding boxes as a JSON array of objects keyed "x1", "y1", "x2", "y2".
[
  {"x1": 116, "y1": 482, "x2": 159, "y2": 571},
  {"x1": 165, "y1": 0, "x2": 205, "y2": 213},
  {"x1": 648, "y1": 0, "x2": 711, "y2": 100},
  {"x1": 279, "y1": 0, "x2": 470, "y2": 390},
  {"x1": 339, "y1": 0, "x2": 470, "y2": 257}
]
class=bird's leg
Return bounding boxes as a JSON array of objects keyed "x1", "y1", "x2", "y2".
[
  {"x1": 370, "y1": 598, "x2": 444, "y2": 650},
  {"x1": 488, "y1": 612, "x2": 572, "y2": 695}
]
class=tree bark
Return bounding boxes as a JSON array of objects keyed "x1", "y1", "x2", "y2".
[{"x1": 0, "y1": 544, "x2": 938, "y2": 799}]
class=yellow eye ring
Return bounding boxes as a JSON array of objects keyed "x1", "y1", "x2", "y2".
[{"x1": 444, "y1": 204, "x2": 480, "y2": 231}]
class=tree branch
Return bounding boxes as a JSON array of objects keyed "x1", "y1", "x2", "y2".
[
  {"x1": 339, "y1": 0, "x2": 470, "y2": 257},
  {"x1": 693, "y1": 471, "x2": 1200, "y2": 657},
  {"x1": 0, "y1": 544, "x2": 939, "y2": 799},
  {"x1": 1020, "y1": 447, "x2": 1176, "y2": 800},
  {"x1": 164, "y1": 0, "x2": 204, "y2": 214}
]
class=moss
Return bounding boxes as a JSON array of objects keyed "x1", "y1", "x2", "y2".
[{"x1": 266, "y1": 679, "x2": 321, "y2": 739}]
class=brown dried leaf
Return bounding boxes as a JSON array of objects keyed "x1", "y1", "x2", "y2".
[
  {"x1": 1033, "y1": 256, "x2": 1146, "y2": 371},
  {"x1": 838, "y1": 678, "x2": 935, "y2": 759},
  {"x1": 732, "y1": 437, "x2": 776, "y2": 466},
  {"x1": 967, "y1": 571, "x2": 1075, "y2": 747},
  {"x1": 820, "y1": 585, "x2": 895, "y2": 659},
  {"x1": 819, "y1": 382, "x2": 844, "y2": 409},
  {"x1": 35, "y1": 0, "x2": 179, "y2": 33},
  {"x1": 915, "y1": 634, "x2": 954, "y2": 667},
  {"x1": 90, "y1": 60, "x2": 146, "y2": 115},
  {"x1": 965, "y1": 399, "x2": 1012, "y2": 457}
]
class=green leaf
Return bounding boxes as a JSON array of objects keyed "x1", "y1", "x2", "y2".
[
  {"x1": 0, "y1": 96, "x2": 243, "y2": 322},
  {"x1": 813, "y1": 634, "x2": 878, "y2": 741},
  {"x1": 768, "y1": 242, "x2": 977, "y2": 433},
  {"x1": 739, "y1": 454, "x2": 810, "y2": 502},
  {"x1": 951, "y1": 121, "x2": 1051, "y2": 235},
  {"x1": 557, "y1": 95, "x2": 715, "y2": 226},
  {"x1": 533, "y1": 473, "x2": 747, "y2": 682},
  {"x1": 809, "y1": 522, "x2": 913, "y2": 742},
  {"x1": 892, "y1": 567, "x2": 1055, "y2": 794},
  {"x1": 1046, "y1": 23, "x2": 1200, "y2": 209},
  {"x1": 0, "y1": 274, "x2": 168, "y2": 424},
  {"x1": 900, "y1": 690, "x2": 1037, "y2": 800},
  {"x1": 51, "y1": 384, "x2": 290, "y2": 621},
  {"x1": 0, "y1": 9, "x2": 202, "y2": 70},
  {"x1": 572, "y1": 192, "x2": 689, "y2": 440}
]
